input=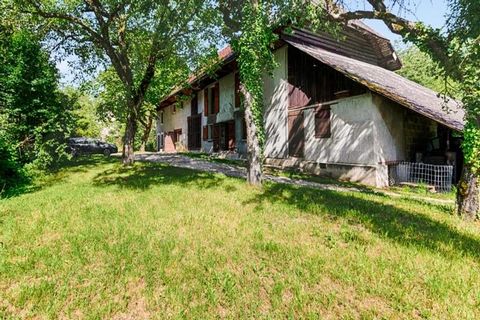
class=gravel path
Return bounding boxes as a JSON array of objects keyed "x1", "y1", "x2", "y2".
[{"x1": 136, "y1": 153, "x2": 455, "y2": 205}]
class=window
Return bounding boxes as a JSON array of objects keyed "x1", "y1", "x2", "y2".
[
  {"x1": 157, "y1": 133, "x2": 164, "y2": 150},
  {"x1": 203, "y1": 83, "x2": 220, "y2": 116},
  {"x1": 202, "y1": 125, "x2": 214, "y2": 141},
  {"x1": 315, "y1": 107, "x2": 331, "y2": 138},
  {"x1": 172, "y1": 104, "x2": 176, "y2": 114},
  {"x1": 160, "y1": 111, "x2": 164, "y2": 124}
]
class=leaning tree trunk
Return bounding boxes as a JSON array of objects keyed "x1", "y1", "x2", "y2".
[
  {"x1": 139, "y1": 115, "x2": 153, "y2": 152},
  {"x1": 122, "y1": 108, "x2": 138, "y2": 165},
  {"x1": 457, "y1": 165, "x2": 480, "y2": 220},
  {"x1": 239, "y1": 83, "x2": 263, "y2": 186}
]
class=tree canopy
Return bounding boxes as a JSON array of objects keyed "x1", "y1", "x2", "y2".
[{"x1": 16, "y1": 0, "x2": 221, "y2": 164}]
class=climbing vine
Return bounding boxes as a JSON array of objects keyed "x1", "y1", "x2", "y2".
[{"x1": 234, "y1": 0, "x2": 277, "y2": 153}]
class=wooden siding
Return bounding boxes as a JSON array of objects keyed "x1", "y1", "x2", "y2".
[
  {"x1": 288, "y1": 46, "x2": 365, "y2": 109},
  {"x1": 281, "y1": 27, "x2": 400, "y2": 71}
]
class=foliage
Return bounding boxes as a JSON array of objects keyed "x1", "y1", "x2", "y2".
[
  {"x1": 1, "y1": 157, "x2": 480, "y2": 317},
  {"x1": 14, "y1": 0, "x2": 221, "y2": 162},
  {"x1": 63, "y1": 88, "x2": 103, "y2": 139},
  {"x1": 396, "y1": 45, "x2": 460, "y2": 97},
  {"x1": 220, "y1": 0, "x2": 338, "y2": 178},
  {"x1": 95, "y1": 54, "x2": 191, "y2": 149},
  {"x1": 0, "y1": 26, "x2": 74, "y2": 177},
  {"x1": 0, "y1": 135, "x2": 26, "y2": 194},
  {"x1": 234, "y1": 1, "x2": 277, "y2": 151}
]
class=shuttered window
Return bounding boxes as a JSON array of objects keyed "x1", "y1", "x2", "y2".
[
  {"x1": 204, "y1": 89, "x2": 209, "y2": 115},
  {"x1": 204, "y1": 84, "x2": 220, "y2": 115},
  {"x1": 315, "y1": 107, "x2": 331, "y2": 138}
]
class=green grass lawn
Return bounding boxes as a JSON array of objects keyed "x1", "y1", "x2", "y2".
[{"x1": 1, "y1": 157, "x2": 479, "y2": 319}]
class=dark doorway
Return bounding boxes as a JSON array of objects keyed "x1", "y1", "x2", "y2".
[
  {"x1": 187, "y1": 115, "x2": 201, "y2": 150},
  {"x1": 288, "y1": 110, "x2": 304, "y2": 157},
  {"x1": 213, "y1": 121, "x2": 236, "y2": 152}
]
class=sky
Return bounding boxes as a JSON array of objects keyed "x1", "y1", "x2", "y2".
[
  {"x1": 360, "y1": 0, "x2": 449, "y2": 44},
  {"x1": 56, "y1": 0, "x2": 450, "y2": 85}
]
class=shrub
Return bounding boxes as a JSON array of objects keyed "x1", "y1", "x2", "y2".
[{"x1": 0, "y1": 136, "x2": 26, "y2": 194}]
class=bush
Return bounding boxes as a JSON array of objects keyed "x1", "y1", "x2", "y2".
[{"x1": 0, "y1": 137, "x2": 26, "y2": 194}]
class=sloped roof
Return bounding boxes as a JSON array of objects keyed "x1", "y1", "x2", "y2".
[
  {"x1": 159, "y1": 22, "x2": 400, "y2": 107},
  {"x1": 285, "y1": 39, "x2": 465, "y2": 131}
]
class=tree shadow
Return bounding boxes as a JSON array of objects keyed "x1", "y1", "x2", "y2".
[
  {"x1": 1, "y1": 156, "x2": 118, "y2": 200},
  {"x1": 92, "y1": 161, "x2": 228, "y2": 191},
  {"x1": 56, "y1": 155, "x2": 118, "y2": 173},
  {"x1": 245, "y1": 183, "x2": 480, "y2": 260}
]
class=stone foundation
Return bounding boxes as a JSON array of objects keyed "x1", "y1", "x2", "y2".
[{"x1": 265, "y1": 158, "x2": 389, "y2": 187}]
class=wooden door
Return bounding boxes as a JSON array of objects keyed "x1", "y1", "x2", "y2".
[
  {"x1": 187, "y1": 115, "x2": 201, "y2": 150},
  {"x1": 213, "y1": 124, "x2": 220, "y2": 152},
  {"x1": 288, "y1": 110, "x2": 304, "y2": 157},
  {"x1": 164, "y1": 132, "x2": 175, "y2": 153}
]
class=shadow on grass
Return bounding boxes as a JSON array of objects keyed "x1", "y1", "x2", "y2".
[
  {"x1": 245, "y1": 183, "x2": 480, "y2": 260},
  {"x1": 1, "y1": 156, "x2": 119, "y2": 200},
  {"x1": 180, "y1": 152, "x2": 247, "y2": 168},
  {"x1": 92, "y1": 161, "x2": 228, "y2": 191},
  {"x1": 57, "y1": 155, "x2": 118, "y2": 173}
]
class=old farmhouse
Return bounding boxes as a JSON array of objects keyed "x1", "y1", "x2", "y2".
[{"x1": 156, "y1": 22, "x2": 465, "y2": 188}]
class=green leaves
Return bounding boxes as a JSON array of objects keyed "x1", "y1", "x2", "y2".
[{"x1": 0, "y1": 25, "x2": 74, "y2": 182}]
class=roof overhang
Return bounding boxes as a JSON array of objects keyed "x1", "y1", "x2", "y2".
[{"x1": 285, "y1": 39, "x2": 465, "y2": 132}]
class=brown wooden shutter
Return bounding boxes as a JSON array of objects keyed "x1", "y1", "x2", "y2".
[
  {"x1": 315, "y1": 107, "x2": 331, "y2": 138},
  {"x1": 203, "y1": 125, "x2": 208, "y2": 141},
  {"x1": 204, "y1": 89, "x2": 209, "y2": 115},
  {"x1": 235, "y1": 73, "x2": 241, "y2": 109},
  {"x1": 214, "y1": 83, "x2": 220, "y2": 114}
]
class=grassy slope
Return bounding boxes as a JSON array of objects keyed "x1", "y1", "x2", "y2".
[{"x1": 0, "y1": 157, "x2": 479, "y2": 319}]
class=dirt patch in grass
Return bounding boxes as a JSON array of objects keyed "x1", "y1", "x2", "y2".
[{"x1": 112, "y1": 279, "x2": 150, "y2": 320}]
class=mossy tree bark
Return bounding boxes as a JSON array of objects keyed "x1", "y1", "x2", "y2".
[
  {"x1": 239, "y1": 83, "x2": 263, "y2": 186},
  {"x1": 457, "y1": 166, "x2": 479, "y2": 220}
]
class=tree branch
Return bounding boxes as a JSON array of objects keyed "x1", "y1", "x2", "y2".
[{"x1": 326, "y1": 0, "x2": 452, "y2": 71}]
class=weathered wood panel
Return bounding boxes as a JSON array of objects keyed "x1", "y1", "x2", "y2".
[
  {"x1": 288, "y1": 46, "x2": 365, "y2": 109},
  {"x1": 288, "y1": 110, "x2": 304, "y2": 157}
]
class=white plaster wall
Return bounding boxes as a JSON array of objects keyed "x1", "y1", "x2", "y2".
[
  {"x1": 157, "y1": 101, "x2": 189, "y2": 148},
  {"x1": 304, "y1": 93, "x2": 377, "y2": 165},
  {"x1": 263, "y1": 46, "x2": 289, "y2": 158},
  {"x1": 372, "y1": 94, "x2": 406, "y2": 164},
  {"x1": 217, "y1": 73, "x2": 235, "y2": 123}
]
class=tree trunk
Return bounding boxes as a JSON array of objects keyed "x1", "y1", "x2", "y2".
[
  {"x1": 139, "y1": 115, "x2": 153, "y2": 152},
  {"x1": 122, "y1": 110, "x2": 137, "y2": 165},
  {"x1": 240, "y1": 83, "x2": 263, "y2": 186},
  {"x1": 457, "y1": 165, "x2": 480, "y2": 220}
]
